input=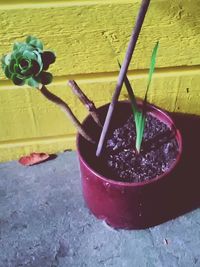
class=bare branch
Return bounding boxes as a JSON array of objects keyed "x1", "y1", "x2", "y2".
[
  {"x1": 40, "y1": 85, "x2": 95, "y2": 144},
  {"x1": 68, "y1": 80, "x2": 102, "y2": 127}
]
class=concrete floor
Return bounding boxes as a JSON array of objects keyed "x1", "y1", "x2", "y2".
[{"x1": 0, "y1": 151, "x2": 199, "y2": 267}]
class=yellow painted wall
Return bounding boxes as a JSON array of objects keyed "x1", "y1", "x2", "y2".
[{"x1": 0, "y1": 0, "x2": 200, "y2": 162}]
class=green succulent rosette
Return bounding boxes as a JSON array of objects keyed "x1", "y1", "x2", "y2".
[{"x1": 1, "y1": 36, "x2": 56, "y2": 88}]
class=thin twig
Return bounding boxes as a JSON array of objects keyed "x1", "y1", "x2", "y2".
[
  {"x1": 40, "y1": 85, "x2": 95, "y2": 144},
  {"x1": 68, "y1": 80, "x2": 102, "y2": 127},
  {"x1": 96, "y1": 0, "x2": 151, "y2": 157}
]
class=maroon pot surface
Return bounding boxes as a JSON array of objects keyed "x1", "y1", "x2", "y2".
[{"x1": 77, "y1": 101, "x2": 182, "y2": 229}]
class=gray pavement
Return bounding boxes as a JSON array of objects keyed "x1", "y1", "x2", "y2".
[{"x1": 0, "y1": 151, "x2": 199, "y2": 267}]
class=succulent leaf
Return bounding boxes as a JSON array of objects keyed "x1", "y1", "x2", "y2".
[
  {"x1": 26, "y1": 36, "x2": 43, "y2": 51},
  {"x1": 11, "y1": 74, "x2": 25, "y2": 85},
  {"x1": 36, "y1": 72, "x2": 53, "y2": 85},
  {"x1": 8, "y1": 58, "x2": 16, "y2": 73},
  {"x1": 42, "y1": 51, "x2": 56, "y2": 70},
  {"x1": 5, "y1": 66, "x2": 12, "y2": 79},
  {"x1": 32, "y1": 50, "x2": 43, "y2": 72},
  {"x1": 19, "y1": 59, "x2": 29, "y2": 69},
  {"x1": 4, "y1": 54, "x2": 11, "y2": 65},
  {"x1": 22, "y1": 50, "x2": 37, "y2": 60},
  {"x1": 13, "y1": 42, "x2": 22, "y2": 51}
]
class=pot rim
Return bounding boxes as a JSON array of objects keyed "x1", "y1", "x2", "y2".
[{"x1": 77, "y1": 101, "x2": 183, "y2": 187}]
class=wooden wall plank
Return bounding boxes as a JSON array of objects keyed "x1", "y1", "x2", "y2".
[
  {"x1": 0, "y1": 67, "x2": 200, "y2": 161},
  {"x1": 0, "y1": 0, "x2": 200, "y2": 77},
  {"x1": 0, "y1": 0, "x2": 200, "y2": 161}
]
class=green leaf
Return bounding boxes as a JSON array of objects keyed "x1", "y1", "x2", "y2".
[
  {"x1": 36, "y1": 71, "x2": 53, "y2": 85},
  {"x1": 4, "y1": 66, "x2": 12, "y2": 79},
  {"x1": 26, "y1": 36, "x2": 34, "y2": 44},
  {"x1": 14, "y1": 64, "x2": 21, "y2": 73},
  {"x1": 19, "y1": 59, "x2": 29, "y2": 69},
  {"x1": 8, "y1": 58, "x2": 16, "y2": 73},
  {"x1": 33, "y1": 51, "x2": 43, "y2": 72},
  {"x1": 145, "y1": 41, "x2": 159, "y2": 100},
  {"x1": 135, "y1": 112, "x2": 145, "y2": 153},
  {"x1": 134, "y1": 41, "x2": 159, "y2": 153},
  {"x1": 4, "y1": 54, "x2": 11, "y2": 65},
  {"x1": 17, "y1": 43, "x2": 33, "y2": 54},
  {"x1": 136, "y1": 41, "x2": 159, "y2": 152},
  {"x1": 42, "y1": 51, "x2": 56, "y2": 70},
  {"x1": 118, "y1": 60, "x2": 143, "y2": 152},
  {"x1": 11, "y1": 74, "x2": 25, "y2": 86},
  {"x1": 26, "y1": 36, "x2": 43, "y2": 51},
  {"x1": 23, "y1": 50, "x2": 37, "y2": 61},
  {"x1": 121, "y1": 42, "x2": 159, "y2": 153},
  {"x1": 13, "y1": 51, "x2": 23, "y2": 61},
  {"x1": 13, "y1": 42, "x2": 22, "y2": 51},
  {"x1": 124, "y1": 76, "x2": 144, "y2": 152},
  {"x1": 30, "y1": 60, "x2": 41, "y2": 75}
]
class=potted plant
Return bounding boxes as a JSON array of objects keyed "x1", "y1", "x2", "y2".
[
  {"x1": 1, "y1": 0, "x2": 182, "y2": 229},
  {"x1": 76, "y1": 43, "x2": 182, "y2": 229},
  {"x1": 76, "y1": 0, "x2": 182, "y2": 229}
]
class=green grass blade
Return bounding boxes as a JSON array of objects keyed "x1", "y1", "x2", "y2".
[
  {"x1": 118, "y1": 60, "x2": 144, "y2": 153},
  {"x1": 135, "y1": 111, "x2": 145, "y2": 153},
  {"x1": 145, "y1": 41, "x2": 159, "y2": 100},
  {"x1": 118, "y1": 46, "x2": 160, "y2": 154}
]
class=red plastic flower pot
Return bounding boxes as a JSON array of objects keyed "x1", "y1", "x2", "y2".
[{"x1": 77, "y1": 101, "x2": 182, "y2": 229}]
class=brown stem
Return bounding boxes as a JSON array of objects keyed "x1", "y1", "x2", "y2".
[
  {"x1": 96, "y1": 0, "x2": 151, "y2": 157},
  {"x1": 68, "y1": 80, "x2": 102, "y2": 127},
  {"x1": 40, "y1": 85, "x2": 95, "y2": 144}
]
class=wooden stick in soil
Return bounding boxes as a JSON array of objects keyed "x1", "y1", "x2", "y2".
[
  {"x1": 40, "y1": 85, "x2": 95, "y2": 144},
  {"x1": 96, "y1": 0, "x2": 151, "y2": 157},
  {"x1": 68, "y1": 80, "x2": 102, "y2": 127}
]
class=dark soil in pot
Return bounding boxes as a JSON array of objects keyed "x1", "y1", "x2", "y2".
[
  {"x1": 79, "y1": 101, "x2": 181, "y2": 184},
  {"x1": 104, "y1": 114, "x2": 179, "y2": 183}
]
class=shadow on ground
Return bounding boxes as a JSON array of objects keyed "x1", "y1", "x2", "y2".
[{"x1": 167, "y1": 112, "x2": 200, "y2": 219}]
